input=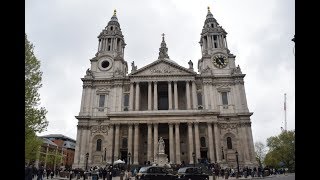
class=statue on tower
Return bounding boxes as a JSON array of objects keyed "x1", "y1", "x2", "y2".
[
  {"x1": 188, "y1": 60, "x2": 193, "y2": 70},
  {"x1": 131, "y1": 61, "x2": 137, "y2": 72}
]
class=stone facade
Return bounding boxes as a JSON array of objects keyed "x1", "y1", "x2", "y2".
[{"x1": 73, "y1": 8, "x2": 257, "y2": 169}]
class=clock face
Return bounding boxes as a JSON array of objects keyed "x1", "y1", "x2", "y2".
[{"x1": 212, "y1": 55, "x2": 228, "y2": 69}]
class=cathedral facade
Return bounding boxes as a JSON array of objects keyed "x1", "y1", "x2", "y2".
[{"x1": 73, "y1": 8, "x2": 257, "y2": 169}]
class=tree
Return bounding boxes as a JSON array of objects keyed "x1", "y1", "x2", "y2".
[
  {"x1": 25, "y1": 33, "x2": 49, "y2": 162},
  {"x1": 264, "y1": 130, "x2": 295, "y2": 172},
  {"x1": 254, "y1": 141, "x2": 267, "y2": 167}
]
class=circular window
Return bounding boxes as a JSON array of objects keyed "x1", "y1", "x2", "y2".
[
  {"x1": 101, "y1": 61, "x2": 110, "y2": 68},
  {"x1": 98, "y1": 58, "x2": 113, "y2": 71}
]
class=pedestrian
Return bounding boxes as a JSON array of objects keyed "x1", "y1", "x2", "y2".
[{"x1": 37, "y1": 165, "x2": 44, "y2": 180}]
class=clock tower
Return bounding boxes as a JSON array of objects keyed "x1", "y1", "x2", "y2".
[
  {"x1": 198, "y1": 7, "x2": 237, "y2": 75},
  {"x1": 88, "y1": 10, "x2": 128, "y2": 79}
]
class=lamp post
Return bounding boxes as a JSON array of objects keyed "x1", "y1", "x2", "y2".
[
  {"x1": 235, "y1": 151, "x2": 240, "y2": 179},
  {"x1": 85, "y1": 153, "x2": 89, "y2": 171},
  {"x1": 192, "y1": 152, "x2": 196, "y2": 167},
  {"x1": 104, "y1": 148, "x2": 106, "y2": 162},
  {"x1": 128, "y1": 152, "x2": 131, "y2": 172}
]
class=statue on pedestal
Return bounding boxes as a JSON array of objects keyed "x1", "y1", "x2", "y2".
[{"x1": 158, "y1": 137, "x2": 165, "y2": 154}]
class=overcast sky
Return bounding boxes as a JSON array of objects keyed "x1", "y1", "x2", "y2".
[{"x1": 26, "y1": 0, "x2": 295, "y2": 145}]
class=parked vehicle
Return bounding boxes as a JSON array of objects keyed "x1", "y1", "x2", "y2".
[
  {"x1": 136, "y1": 166, "x2": 176, "y2": 180},
  {"x1": 176, "y1": 167, "x2": 209, "y2": 180}
]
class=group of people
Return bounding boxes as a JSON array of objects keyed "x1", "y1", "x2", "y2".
[{"x1": 25, "y1": 164, "x2": 60, "y2": 180}]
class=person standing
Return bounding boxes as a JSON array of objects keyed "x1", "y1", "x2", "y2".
[{"x1": 37, "y1": 166, "x2": 44, "y2": 180}]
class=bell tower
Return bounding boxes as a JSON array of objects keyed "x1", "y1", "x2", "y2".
[
  {"x1": 89, "y1": 9, "x2": 128, "y2": 78},
  {"x1": 198, "y1": 7, "x2": 236, "y2": 75}
]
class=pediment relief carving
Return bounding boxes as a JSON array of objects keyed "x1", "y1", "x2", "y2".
[{"x1": 131, "y1": 62, "x2": 194, "y2": 76}]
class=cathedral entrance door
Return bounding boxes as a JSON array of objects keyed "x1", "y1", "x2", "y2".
[{"x1": 120, "y1": 150, "x2": 128, "y2": 163}]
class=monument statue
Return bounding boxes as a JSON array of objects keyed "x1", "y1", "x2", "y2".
[{"x1": 158, "y1": 137, "x2": 165, "y2": 154}]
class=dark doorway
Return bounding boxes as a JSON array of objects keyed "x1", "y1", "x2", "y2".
[
  {"x1": 120, "y1": 151, "x2": 128, "y2": 163},
  {"x1": 200, "y1": 150, "x2": 208, "y2": 159},
  {"x1": 158, "y1": 82, "x2": 168, "y2": 110},
  {"x1": 164, "y1": 139, "x2": 169, "y2": 160}
]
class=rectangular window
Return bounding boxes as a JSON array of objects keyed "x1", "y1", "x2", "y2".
[
  {"x1": 99, "y1": 95, "x2": 105, "y2": 108},
  {"x1": 221, "y1": 92, "x2": 228, "y2": 105},
  {"x1": 124, "y1": 94, "x2": 129, "y2": 106},
  {"x1": 197, "y1": 93, "x2": 203, "y2": 106},
  {"x1": 123, "y1": 94, "x2": 129, "y2": 111}
]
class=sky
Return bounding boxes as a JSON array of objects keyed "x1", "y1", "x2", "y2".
[{"x1": 26, "y1": 0, "x2": 295, "y2": 146}]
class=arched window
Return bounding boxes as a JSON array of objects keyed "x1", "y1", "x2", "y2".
[
  {"x1": 200, "y1": 137, "x2": 206, "y2": 147},
  {"x1": 122, "y1": 138, "x2": 128, "y2": 148},
  {"x1": 96, "y1": 139, "x2": 102, "y2": 151},
  {"x1": 227, "y1": 137, "x2": 232, "y2": 149}
]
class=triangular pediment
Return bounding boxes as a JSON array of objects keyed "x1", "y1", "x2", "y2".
[{"x1": 130, "y1": 59, "x2": 196, "y2": 76}]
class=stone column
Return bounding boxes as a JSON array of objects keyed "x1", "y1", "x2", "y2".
[
  {"x1": 210, "y1": 84, "x2": 215, "y2": 110},
  {"x1": 128, "y1": 123, "x2": 133, "y2": 164},
  {"x1": 194, "y1": 122, "x2": 200, "y2": 160},
  {"x1": 114, "y1": 124, "x2": 120, "y2": 160},
  {"x1": 241, "y1": 124, "x2": 250, "y2": 162},
  {"x1": 74, "y1": 126, "x2": 82, "y2": 166},
  {"x1": 247, "y1": 123, "x2": 256, "y2": 162},
  {"x1": 192, "y1": 81, "x2": 197, "y2": 109},
  {"x1": 133, "y1": 123, "x2": 139, "y2": 164},
  {"x1": 148, "y1": 82, "x2": 152, "y2": 110},
  {"x1": 153, "y1": 82, "x2": 158, "y2": 110},
  {"x1": 207, "y1": 122, "x2": 215, "y2": 162},
  {"x1": 214, "y1": 123, "x2": 221, "y2": 162},
  {"x1": 117, "y1": 85, "x2": 123, "y2": 111},
  {"x1": 186, "y1": 81, "x2": 191, "y2": 110},
  {"x1": 169, "y1": 123, "x2": 174, "y2": 163},
  {"x1": 107, "y1": 124, "x2": 114, "y2": 164},
  {"x1": 175, "y1": 123, "x2": 181, "y2": 164},
  {"x1": 153, "y1": 123, "x2": 158, "y2": 161},
  {"x1": 188, "y1": 122, "x2": 194, "y2": 164},
  {"x1": 135, "y1": 82, "x2": 140, "y2": 111},
  {"x1": 203, "y1": 84, "x2": 209, "y2": 109},
  {"x1": 174, "y1": 81, "x2": 178, "y2": 110},
  {"x1": 147, "y1": 123, "x2": 152, "y2": 162},
  {"x1": 129, "y1": 83, "x2": 134, "y2": 111},
  {"x1": 80, "y1": 87, "x2": 86, "y2": 114},
  {"x1": 168, "y1": 81, "x2": 173, "y2": 110}
]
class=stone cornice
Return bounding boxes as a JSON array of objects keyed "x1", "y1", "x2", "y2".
[{"x1": 107, "y1": 110, "x2": 219, "y2": 118}]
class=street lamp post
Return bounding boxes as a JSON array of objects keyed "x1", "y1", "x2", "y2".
[
  {"x1": 235, "y1": 151, "x2": 240, "y2": 179},
  {"x1": 104, "y1": 148, "x2": 106, "y2": 162},
  {"x1": 128, "y1": 152, "x2": 131, "y2": 172},
  {"x1": 192, "y1": 152, "x2": 196, "y2": 167},
  {"x1": 85, "y1": 153, "x2": 89, "y2": 171}
]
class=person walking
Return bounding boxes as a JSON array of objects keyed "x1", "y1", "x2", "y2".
[{"x1": 37, "y1": 166, "x2": 44, "y2": 180}]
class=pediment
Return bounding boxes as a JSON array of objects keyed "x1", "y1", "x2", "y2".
[{"x1": 130, "y1": 59, "x2": 196, "y2": 76}]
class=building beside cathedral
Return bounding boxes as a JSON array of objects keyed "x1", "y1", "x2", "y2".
[{"x1": 73, "y1": 8, "x2": 257, "y2": 169}]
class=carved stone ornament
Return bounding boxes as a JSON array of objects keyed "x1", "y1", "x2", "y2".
[
  {"x1": 219, "y1": 123, "x2": 237, "y2": 129},
  {"x1": 149, "y1": 63, "x2": 184, "y2": 74},
  {"x1": 90, "y1": 125, "x2": 109, "y2": 135}
]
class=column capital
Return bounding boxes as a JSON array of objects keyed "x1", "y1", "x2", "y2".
[
  {"x1": 115, "y1": 123, "x2": 120, "y2": 127},
  {"x1": 173, "y1": 81, "x2": 178, "y2": 84},
  {"x1": 153, "y1": 123, "x2": 158, "y2": 127},
  {"x1": 153, "y1": 81, "x2": 158, "y2": 84},
  {"x1": 134, "y1": 123, "x2": 139, "y2": 127},
  {"x1": 135, "y1": 82, "x2": 140, "y2": 85},
  {"x1": 168, "y1": 122, "x2": 174, "y2": 126},
  {"x1": 128, "y1": 123, "x2": 133, "y2": 127},
  {"x1": 174, "y1": 122, "x2": 180, "y2": 126},
  {"x1": 187, "y1": 122, "x2": 193, "y2": 126},
  {"x1": 207, "y1": 121, "x2": 213, "y2": 125},
  {"x1": 194, "y1": 122, "x2": 199, "y2": 125},
  {"x1": 147, "y1": 123, "x2": 153, "y2": 127},
  {"x1": 148, "y1": 81, "x2": 152, "y2": 85}
]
